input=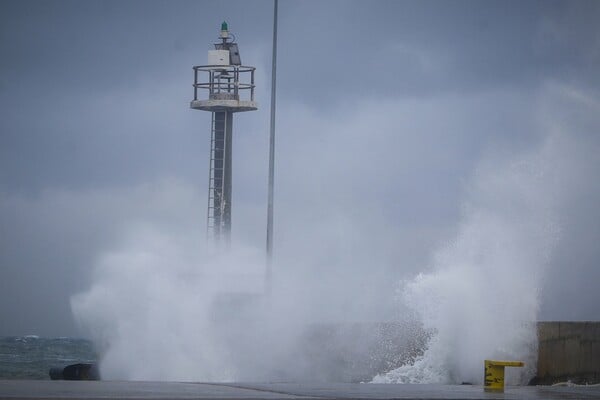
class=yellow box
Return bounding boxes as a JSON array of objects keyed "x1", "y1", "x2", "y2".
[{"x1": 484, "y1": 359, "x2": 524, "y2": 392}]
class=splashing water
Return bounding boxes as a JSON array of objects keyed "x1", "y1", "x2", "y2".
[
  {"x1": 71, "y1": 137, "x2": 562, "y2": 383},
  {"x1": 70, "y1": 226, "x2": 269, "y2": 381},
  {"x1": 71, "y1": 84, "x2": 595, "y2": 383},
  {"x1": 372, "y1": 137, "x2": 560, "y2": 384}
]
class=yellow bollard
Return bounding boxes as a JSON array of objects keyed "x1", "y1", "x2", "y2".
[{"x1": 484, "y1": 360, "x2": 524, "y2": 392}]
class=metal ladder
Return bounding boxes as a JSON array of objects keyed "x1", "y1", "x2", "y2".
[{"x1": 206, "y1": 112, "x2": 226, "y2": 242}]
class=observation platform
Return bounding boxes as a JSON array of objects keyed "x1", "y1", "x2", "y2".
[
  {"x1": 190, "y1": 65, "x2": 257, "y2": 113},
  {"x1": 190, "y1": 99, "x2": 257, "y2": 112},
  {"x1": 1, "y1": 381, "x2": 599, "y2": 399}
]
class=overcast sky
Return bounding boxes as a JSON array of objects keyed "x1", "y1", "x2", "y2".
[{"x1": 1, "y1": 0, "x2": 599, "y2": 337}]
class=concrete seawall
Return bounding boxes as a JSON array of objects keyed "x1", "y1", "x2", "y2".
[
  {"x1": 26, "y1": 321, "x2": 596, "y2": 384},
  {"x1": 304, "y1": 321, "x2": 600, "y2": 385},
  {"x1": 535, "y1": 321, "x2": 600, "y2": 385},
  {"x1": 299, "y1": 322, "x2": 429, "y2": 383}
]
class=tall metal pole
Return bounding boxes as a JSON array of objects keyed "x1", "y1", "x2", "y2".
[{"x1": 266, "y1": 0, "x2": 278, "y2": 292}]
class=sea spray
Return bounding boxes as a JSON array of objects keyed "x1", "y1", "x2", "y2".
[
  {"x1": 71, "y1": 226, "x2": 266, "y2": 381},
  {"x1": 69, "y1": 84, "x2": 595, "y2": 383},
  {"x1": 70, "y1": 219, "x2": 418, "y2": 382},
  {"x1": 373, "y1": 138, "x2": 560, "y2": 385}
]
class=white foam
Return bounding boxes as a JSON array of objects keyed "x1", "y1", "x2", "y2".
[{"x1": 373, "y1": 136, "x2": 560, "y2": 385}]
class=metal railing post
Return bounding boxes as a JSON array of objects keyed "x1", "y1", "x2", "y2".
[
  {"x1": 251, "y1": 69, "x2": 255, "y2": 101},
  {"x1": 194, "y1": 68, "x2": 198, "y2": 100}
]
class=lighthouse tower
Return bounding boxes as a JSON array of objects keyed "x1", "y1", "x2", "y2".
[{"x1": 191, "y1": 22, "x2": 257, "y2": 246}]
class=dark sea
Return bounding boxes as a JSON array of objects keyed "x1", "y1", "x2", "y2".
[{"x1": 0, "y1": 336, "x2": 97, "y2": 379}]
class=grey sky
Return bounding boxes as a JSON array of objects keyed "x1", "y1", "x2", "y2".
[{"x1": 1, "y1": 0, "x2": 599, "y2": 337}]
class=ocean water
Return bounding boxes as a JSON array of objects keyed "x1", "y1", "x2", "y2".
[{"x1": 0, "y1": 336, "x2": 97, "y2": 379}]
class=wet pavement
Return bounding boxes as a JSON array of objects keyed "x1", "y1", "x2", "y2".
[{"x1": 1, "y1": 380, "x2": 599, "y2": 399}]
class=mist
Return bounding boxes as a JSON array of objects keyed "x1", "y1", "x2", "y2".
[{"x1": 68, "y1": 79, "x2": 599, "y2": 382}]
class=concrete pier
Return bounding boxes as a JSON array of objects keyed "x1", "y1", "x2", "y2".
[
  {"x1": 536, "y1": 321, "x2": 600, "y2": 384},
  {"x1": 1, "y1": 381, "x2": 599, "y2": 400}
]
